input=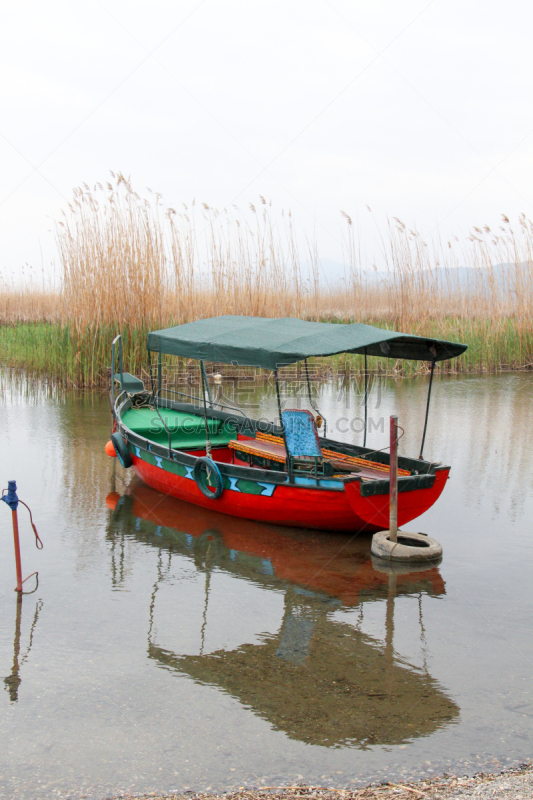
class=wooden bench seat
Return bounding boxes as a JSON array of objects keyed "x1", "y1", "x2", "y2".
[
  {"x1": 228, "y1": 436, "x2": 286, "y2": 463},
  {"x1": 229, "y1": 433, "x2": 411, "y2": 481}
]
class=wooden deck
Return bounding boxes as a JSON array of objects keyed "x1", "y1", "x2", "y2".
[
  {"x1": 228, "y1": 433, "x2": 411, "y2": 481},
  {"x1": 229, "y1": 437, "x2": 286, "y2": 463}
]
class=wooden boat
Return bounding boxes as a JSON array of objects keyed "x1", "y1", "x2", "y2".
[{"x1": 106, "y1": 316, "x2": 467, "y2": 533}]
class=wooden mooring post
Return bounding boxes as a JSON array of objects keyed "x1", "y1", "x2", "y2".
[
  {"x1": 371, "y1": 414, "x2": 444, "y2": 562},
  {"x1": 389, "y1": 415, "x2": 398, "y2": 544}
]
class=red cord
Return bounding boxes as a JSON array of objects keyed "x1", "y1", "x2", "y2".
[{"x1": 17, "y1": 500, "x2": 43, "y2": 550}]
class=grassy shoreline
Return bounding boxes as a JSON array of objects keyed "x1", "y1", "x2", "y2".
[{"x1": 0, "y1": 318, "x2": 531, "y2": 388}]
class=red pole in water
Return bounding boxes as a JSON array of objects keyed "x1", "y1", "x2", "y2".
[
  {"x1": 1, "y1": 480, "x2": 41, "y2": 593},
  {"x1": 389, "y1": 415, "x2": 398, "y2": 544},
  {"x1": 11, "y1": 509, "x2": 23, "y2": 594}
]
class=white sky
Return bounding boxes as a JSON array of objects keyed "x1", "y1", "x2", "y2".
[{"x1": 2, "y1": 0, "x2": 533, "y2": 282}]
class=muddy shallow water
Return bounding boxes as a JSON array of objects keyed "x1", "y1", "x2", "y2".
[{"x1": 0, "y1": 373, "x2": 532, "y2": 799}]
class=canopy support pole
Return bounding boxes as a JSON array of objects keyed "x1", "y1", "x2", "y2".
[
  {"x1": 304, "y1": 359, "x2": 327, "y2": 437},
  {"x1": 419, "y1": 360, "x2": 436, "y2": 460},
  {"x1": 147, "y1": 348, "x2": 154, "y2": 398},
  {"x1": 200, "y1": 360, "x2": 213, "y2": 406},
  {"x1": 157, "y1": 352, "x2": 162, "y2": 397},
  {"x1": 304, "y1": 359, "x2": 313, "y2": 407},
  {"x1": 363, "y1": 349, "x2": 368, "y2": 447},
  {"x1": 274, "y1": 369, "x2": 291, "y2": 481},
  {"x1": 200, "y1": 361, "x2": 212, "y2": 459}
]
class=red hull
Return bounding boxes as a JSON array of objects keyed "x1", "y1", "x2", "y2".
[
  {"x1": 107, "y1": 483, "x2": 446, "y2": 604},
  {"x1": 132, "y1": 456, "x2": 449, "y2": 533}
]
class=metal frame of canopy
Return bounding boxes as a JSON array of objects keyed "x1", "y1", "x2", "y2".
[{"x1": 145, "y1": 316, "x2": 467, "y2": 464}]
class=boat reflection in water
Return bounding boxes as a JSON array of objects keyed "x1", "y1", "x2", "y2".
[{"x1": 106, "y1": 481, "x2": 459, "y2": 748}]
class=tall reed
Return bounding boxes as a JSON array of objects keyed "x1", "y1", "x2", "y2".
[{"x1": 1, "y1": 174, "x2": 532, "y2": 386}]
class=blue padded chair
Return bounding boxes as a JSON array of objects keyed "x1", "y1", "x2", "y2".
[{"x1": 281, "y1": 409, "x2": 323, "y2": 478}]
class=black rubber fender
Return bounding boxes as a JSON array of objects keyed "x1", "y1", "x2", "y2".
[
  {"x1": 193, "y1": 457, "x2": 224, "y2": 499},
  {"x1": 111, "y1": 432, "x2": 133, "y2": 469}
]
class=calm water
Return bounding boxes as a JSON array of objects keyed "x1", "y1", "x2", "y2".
[{"x1": 0, "y1": 373, "x2": 532, "y2": 799}]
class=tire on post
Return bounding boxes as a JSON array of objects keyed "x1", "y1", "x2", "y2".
[{"x1": 371, "y1": 530, "x2": 442, "y2": 562}]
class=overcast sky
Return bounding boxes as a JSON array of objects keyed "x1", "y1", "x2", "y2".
[{"x1": 2, "y1": 0, "x2": 533, "y2": 281}]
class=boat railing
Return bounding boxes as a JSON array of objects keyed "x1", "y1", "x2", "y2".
[
  {"x1": 152, "y1": 401, "x2": 173, "y2": 458},
  {"x1": 145, "y1": 387, "x2": 249, "y2": 460},
  {"x1": 156, "y1": 387, "x2": 249, "y2": 420}
]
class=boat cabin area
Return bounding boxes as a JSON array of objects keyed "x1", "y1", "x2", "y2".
[
  {"x1": 119, "y1": 402, "x2": 415, "y2": 483},
  {"x1": 111, "y1": 314, "x2": 465, "y2": 492}
]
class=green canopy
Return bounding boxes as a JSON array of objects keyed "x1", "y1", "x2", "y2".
[{"x1": 147, "y1": 315, "x2": 467, "y2": 370}]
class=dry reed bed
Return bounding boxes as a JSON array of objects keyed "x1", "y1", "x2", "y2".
[{"x1": 1, "y1": 174, "x2": 532, "y2": 386}]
